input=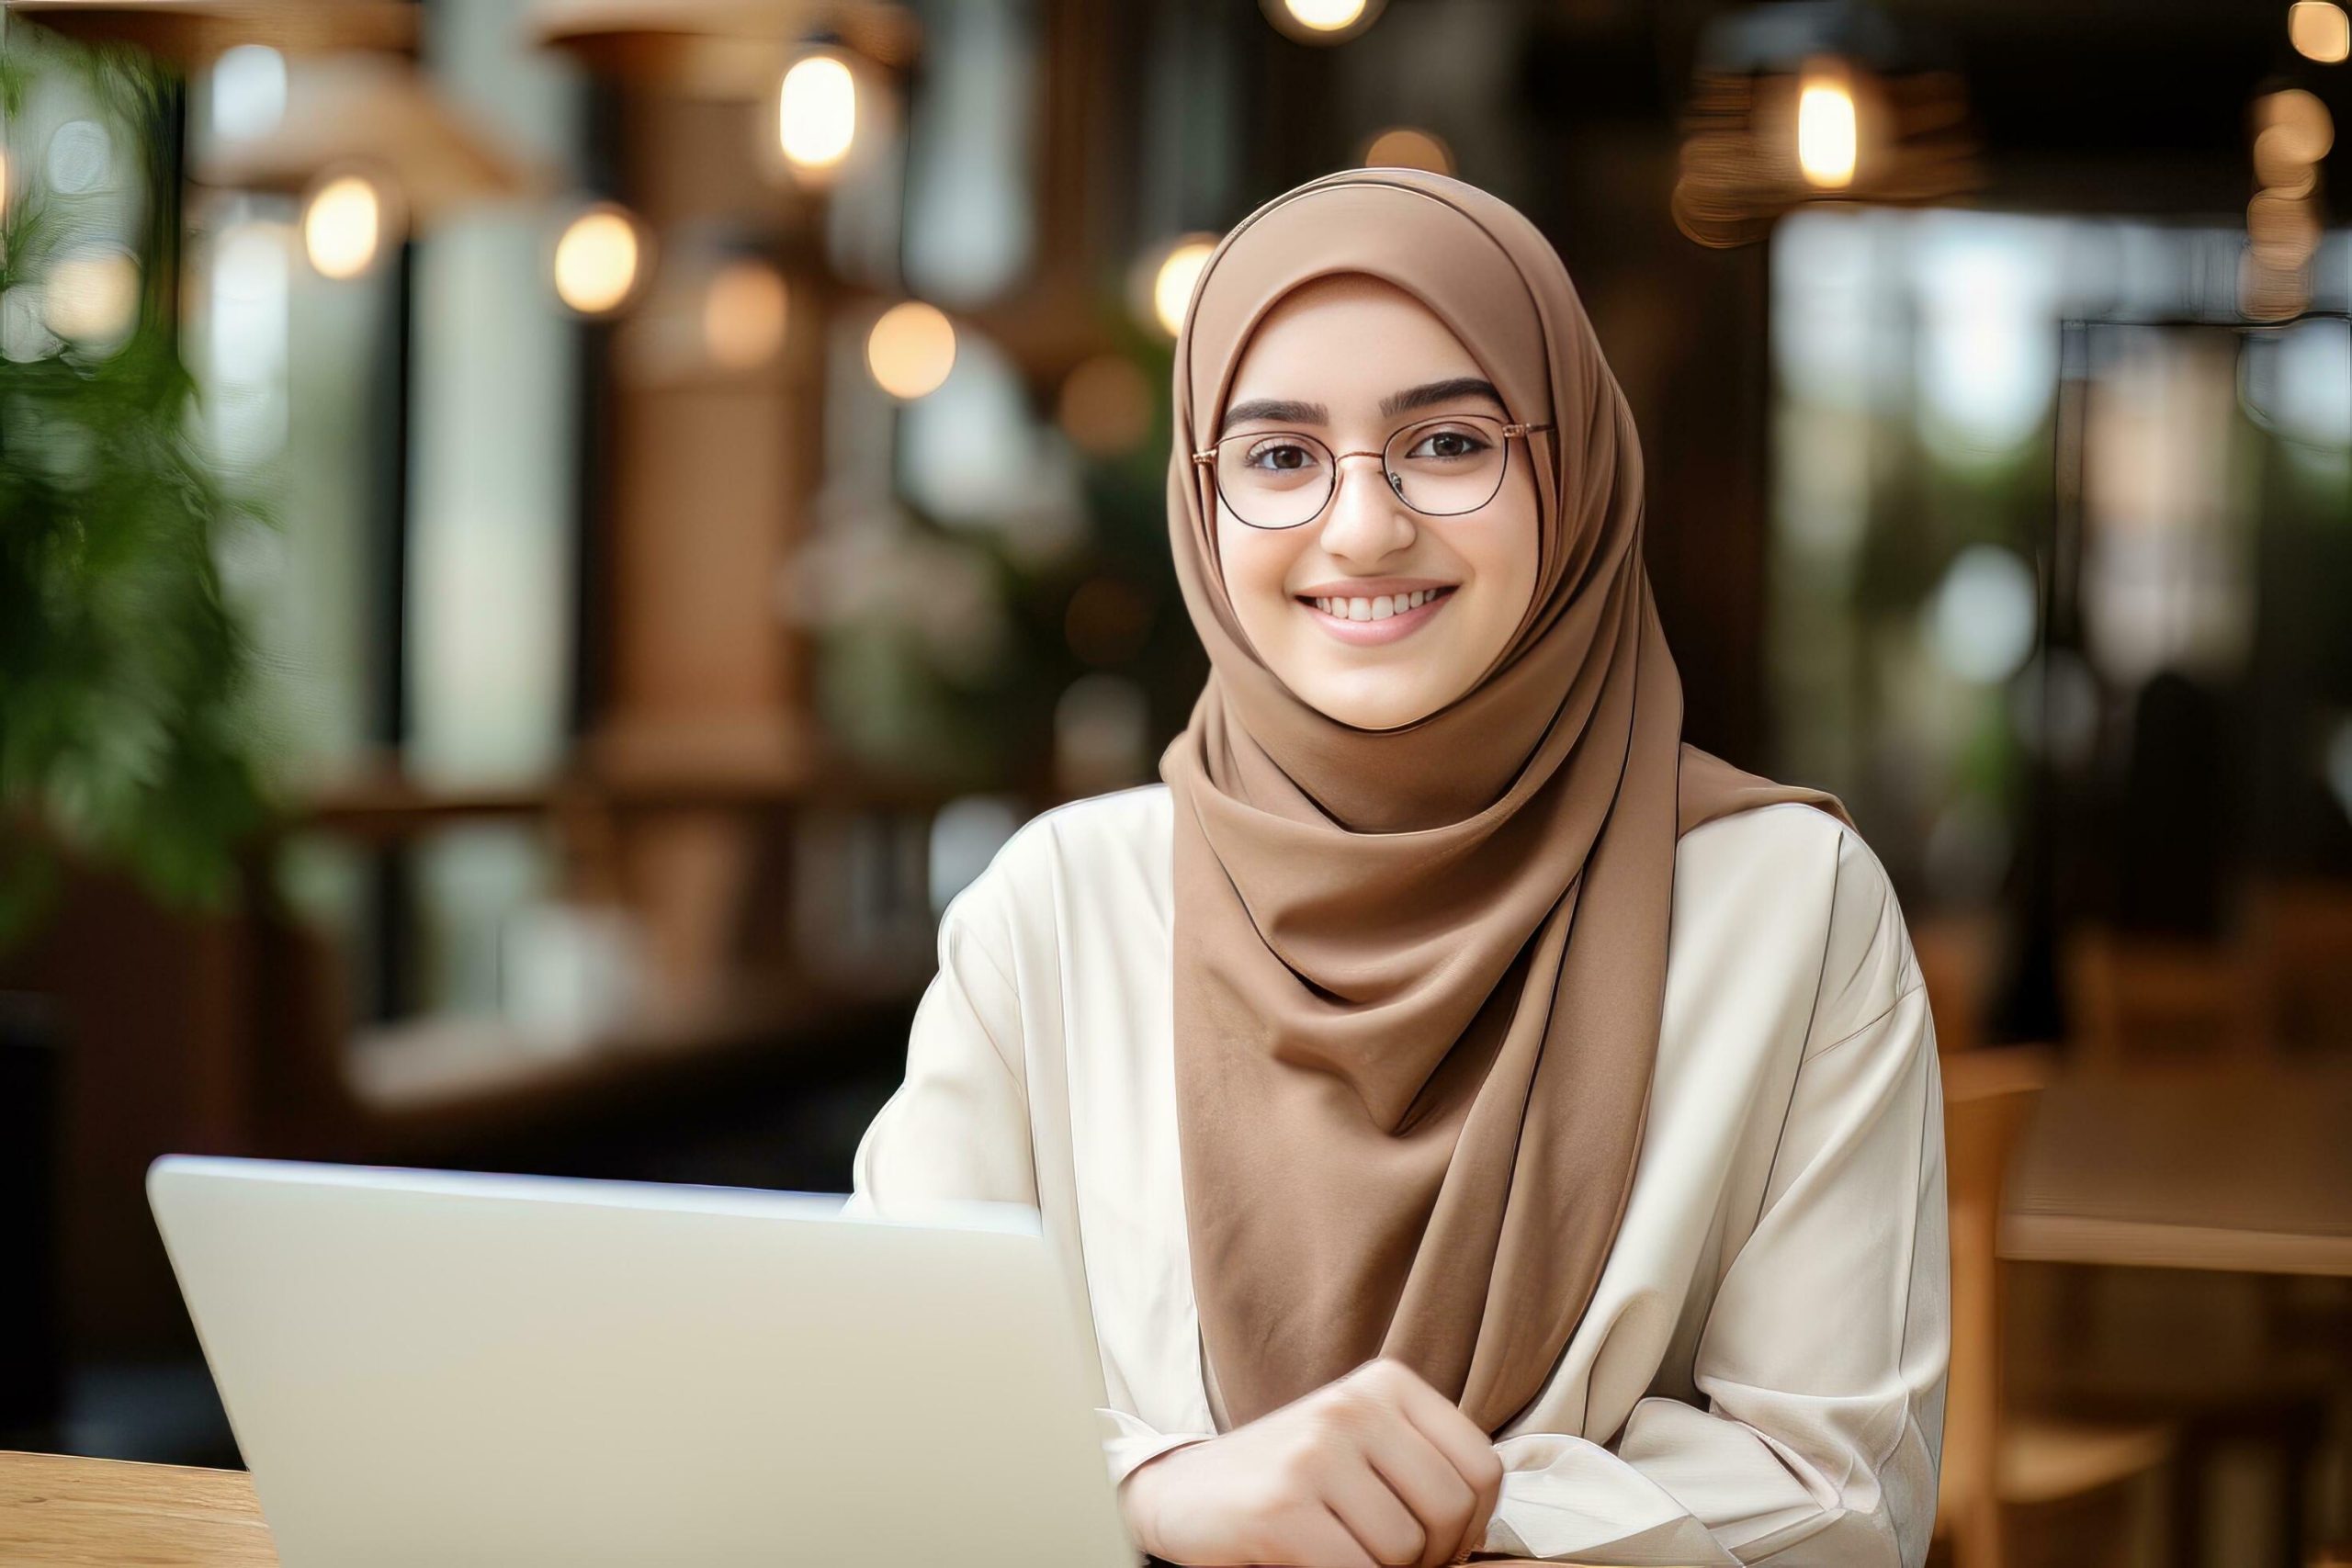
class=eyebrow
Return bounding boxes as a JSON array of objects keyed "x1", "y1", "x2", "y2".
[
  {"x1": 1218, "y1": 397, "x2": 1323, "y2": 435},
  {"x1": 1216, "y1": 377, "x2": 1508, "y2": 436},
  {"x1": 1383, "y1": 377, "x2": 1508, "y2": 421}
]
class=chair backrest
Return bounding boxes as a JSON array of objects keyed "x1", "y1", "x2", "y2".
[
  {"x1": 2246, "y1": 880, "x2": 2352, "y2": 1055},
  {"x1": 2061, "y1": 927, "x2": 2264, "y2": 1072},
  {"x1": 1937, "y1": 1046, "x2": 2058, "y2": 1568}
]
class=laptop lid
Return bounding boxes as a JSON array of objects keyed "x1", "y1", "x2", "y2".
[{"x1": 148, "y1": 1154, "x2": 1136, "y2": 1567}]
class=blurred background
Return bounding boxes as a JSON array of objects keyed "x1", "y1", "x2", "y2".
[{"x1": 0, "y1": 0, "x2": 2347, "y2": 1564}]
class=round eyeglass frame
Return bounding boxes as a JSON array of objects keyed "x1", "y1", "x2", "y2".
[{"x1": 1191, "y1": 413, "x2": 1554, "y2": 530}]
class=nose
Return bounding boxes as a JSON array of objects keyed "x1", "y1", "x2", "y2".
[{"x1": 1317, "y1": 450, "x2": 1417, "y2": 565}]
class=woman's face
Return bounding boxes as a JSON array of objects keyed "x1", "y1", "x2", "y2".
[{"x1": 1213, "y1": 274, "x2": 1542, "y2": 732}]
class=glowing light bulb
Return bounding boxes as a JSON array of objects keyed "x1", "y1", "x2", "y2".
[
  {"x1": 302, "y1": 175, "x2": 384, "y2": 279},
  {"x1": 1797, "y1": 72, "x2": 1858, "y2": 189},
  {"x1": 1285, "y1": 0, "x2": 1366, "y2": 29},
  {"x1": 1261, "y1": 0, "x2": 1383, "y2": 42},
  {"x1": 865, "y1": 300, "x2": 956, "y2": 400},
  {"x1": 1152, "y1": 239, "x2": 1216, "y2": 338},
  {"x1": 553, "y1": 205, "x2": 644, "y2": 315},
  {"x1": 778, "y1": 55, "x2": 856, "y2": 170},
  {"x1": 2290, "y1": 1, "x2": 2350, "y2": 63}
]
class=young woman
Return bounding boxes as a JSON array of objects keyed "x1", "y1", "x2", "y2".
[{"x1": 845, "y1": 169, "x2": 1948, "y2": 1568}]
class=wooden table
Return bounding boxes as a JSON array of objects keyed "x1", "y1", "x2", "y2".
[
  {"x1": 0, "y1": 1450, "x2": 276, "y2": 1566},
  {"x1": 15, "y1": 1066, "x2": 2340, "y2": 1566},
  {"x1": 0, "y1": 1449, "x2": 1589, "y2": 1566},
  {"x1": 2001, "y1": 1062, "x2": 2352, "y2": 1276}
]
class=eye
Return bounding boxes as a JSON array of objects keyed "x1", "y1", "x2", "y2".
[
  {"x1": 1241, "y1": 437, "x2": 1323, "y2": 473},
  {"x1": 1401, "y1": 426, "x2": 1491, "y2": 463}
]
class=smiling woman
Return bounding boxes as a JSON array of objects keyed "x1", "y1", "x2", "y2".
[
  {"x1": 1206, "y1": 275, "x2": 1544, "y2": 730},
  {"x1": 848, "y1": 169, "x2": 1947, "y2": 1568}
]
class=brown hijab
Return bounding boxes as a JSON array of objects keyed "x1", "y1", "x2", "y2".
[{"x1": 1157, "y1": 168, "x2": 1855, "y2": 1438}]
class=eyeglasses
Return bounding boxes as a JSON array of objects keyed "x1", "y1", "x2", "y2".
[{"x1": 1191, "y1": 413, "x2": 1553, "y2": 531}]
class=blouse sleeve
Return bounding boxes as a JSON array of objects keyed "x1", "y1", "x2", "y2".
[
  {"x1": 1480, "y1": 830, "x2": 1949, "y2": 1568},
  {"x1": 842, "y1": 880, "x2": 1037, "y2": 1217},
  {"x1": 842, "y1": 867, "x2": 1198, "y2": 1496}
]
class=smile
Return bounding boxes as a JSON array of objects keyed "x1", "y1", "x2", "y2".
[{"x1": 1295, "y1": 585, "x2": 1458, "y2": 646}]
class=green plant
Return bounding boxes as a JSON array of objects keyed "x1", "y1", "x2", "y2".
[{"x1": 0, "y1": 40, "x2": 272, "y2": 952}]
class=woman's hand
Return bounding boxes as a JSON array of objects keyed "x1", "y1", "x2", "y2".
[{"x1": 1117, "y1": 1357, "x2": 1505, "y2": 1568}]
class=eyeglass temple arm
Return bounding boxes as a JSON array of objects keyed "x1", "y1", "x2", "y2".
[{"x1": 1188, "y1": 422, "x2": 1554, "y2": 465}]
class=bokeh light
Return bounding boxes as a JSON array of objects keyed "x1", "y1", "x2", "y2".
[
  {"x1": 1261, "y1": 0, "x2": 1384, "y2": 43},
  {"x1": 702, "y1": 260, "x2": 789, "y2": 370},
  {"x1": 42, "y1": 247, "x2": 141, "y2": 348},
  {"x1": 1362, "y1": 127, "x2": 1453, "y2": 175},
  {"x1": 553, "y1": 205, "x2": 645, "y2": 316},
  {"x1": 2290, "y1": 0, "x2": 2351, "y2": 62},
  {"x1": 45, "y1": 119, "x2": 112, "y2": 196},
  {"x1": 778, "y1": 54, "x2": 857, "y2": 171},
  {"x1": 211, "y1": 44, "x2": 288, "y2": 141},
  {"x1": 1150, "y1": 237, "x2": 1216, "y2": 339},
  {"x1": 1928, "y1": 544, "x2": 2039, "y2": 685},
  {"x1": 1287, "y1": 0, "x2": 1364, "y2": 28},
  {"x1": 2255, "y1": 125, "x2": 2320, "y2": 195},
  {"x1": 2249, "y1": 188, "x2": 2323, "y2": 265},
  {"x1": 865, "y1": 299, "x2": 956, "y2": 400},
  {"x1": 1797, "y1": 70, "x2": 1859, "y2": 189},
  {"x1": 2256, "y1": 87, "x2": 2335, "y2": 164},
  {"x1": 302, "y1": 175, "x2": 386, "y2": 280}
]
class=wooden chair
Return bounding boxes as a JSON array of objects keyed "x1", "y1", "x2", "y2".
[
  {"x1": 2245, "y1": 881, "x2": 2352, "y2": 1056},
  {"x1": 2051, "y1": 903, "x2": 2343, "y2": 1565},
  {"x1": 2060, "y1": 927, "x2": 2267, "y2": 1073},
  {"x1": 1934, "y1": 1047, "x2": 2177, "y2": 1568}
]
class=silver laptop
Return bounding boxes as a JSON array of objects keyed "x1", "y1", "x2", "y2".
[{"x1": 147, "y1": 1155, "x2": 1136, "y2": 1567}]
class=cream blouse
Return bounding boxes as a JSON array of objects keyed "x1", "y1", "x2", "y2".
[{"x1": 843, "y1": 783, "x2": 1948, "y2": 1567}]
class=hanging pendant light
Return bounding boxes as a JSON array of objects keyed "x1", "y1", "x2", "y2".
[
  {"x1": 526, "y1": 0, "x2": 917, "y2": 97},
  {"x1": 1673, "y1": 0, "x2": 1979, "y2": 248},
  {"x1": 197, "y1": 52, "x2": 544, "y2": 276}
]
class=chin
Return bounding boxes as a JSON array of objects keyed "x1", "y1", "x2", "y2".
[{"x1": 1297, "y1": 666, "x2": 1449, "y2": 732}]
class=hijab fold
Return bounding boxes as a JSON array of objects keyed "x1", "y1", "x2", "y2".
[{"x1": 1158, "y1": 169, "x2": 1853, "y2": 1437}]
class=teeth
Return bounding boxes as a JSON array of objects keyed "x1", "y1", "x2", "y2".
[{"x1": 1307, "y1": 589, "x2": 1446, "y2": 619}]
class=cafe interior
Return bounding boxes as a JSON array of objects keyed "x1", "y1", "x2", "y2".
[{"x1": 0, "y1": 0, "x2": 2348, "y2": 1563}]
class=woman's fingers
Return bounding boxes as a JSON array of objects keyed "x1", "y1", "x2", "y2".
[
  {"x1": 1356, "y1": 1418, "x2": 1477, "y2": 1568},
  {"x1": 1326, "y1": 1438, "x2": 1430, "y2": 1561},
  {"x1": 1359, "y1": 1360, "x2": 1508, "y2": 1561},
  {"x1": 1298, "y1": 1504, "x2": 1383, "y2": 1568}
]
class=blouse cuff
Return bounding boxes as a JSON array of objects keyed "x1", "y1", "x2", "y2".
[
  {"x1": 1482, "y1": 1431, "x2": 1744, "y2": 1565},
  {"x1": 1097, "y1": 1406, "x2": 1215, "y2": 1490}
]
